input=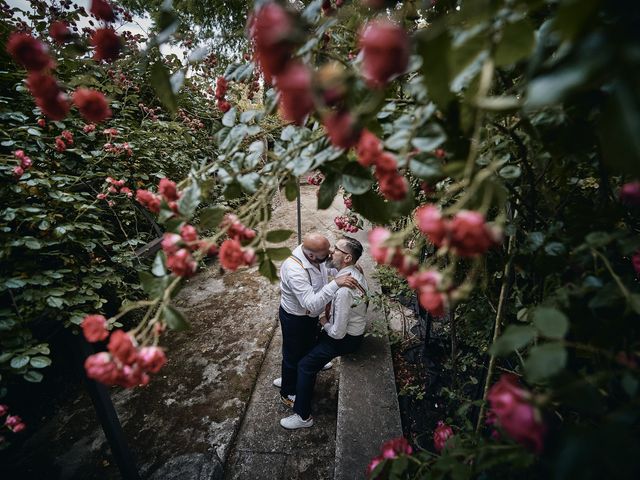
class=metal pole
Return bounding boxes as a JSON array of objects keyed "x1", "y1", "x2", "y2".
[
  {"x1": 69, "y1": 331, "x2": 141, "y2": 480},
  {"x1": 296, "y1": 176, "x2": 302, "y2": 244}
]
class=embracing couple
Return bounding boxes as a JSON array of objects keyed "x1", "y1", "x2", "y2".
[{"x1": 275, "y1": 233, "x2": 368, "y2": 430}]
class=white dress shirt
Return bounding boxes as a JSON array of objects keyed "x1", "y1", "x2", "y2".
[
  {"x1": 323, "y1": 265, "x2": 368, "y2": 339},
  {"x1": 279, "y1": 245, "x2": 339, "y2": 317}
]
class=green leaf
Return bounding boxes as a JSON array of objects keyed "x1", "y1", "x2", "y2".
[
  {"x1": 410, "y1": 157, "x2": 441, "y2": 179},
  {"x1": 177, "y1": 182, "x2": 201, "y2": 218},
  {"x1": 152, "y1": 251, "x2": 167, "y2": 277},
  {"x1": 417, "y1": 28, "x2": 454, "y2": 109},
  {"x1": 25, "y1": 238, "x2": 42, "y2": 250},
  {"x1": 222, "y1": 107, "x2": 237, "y2": 127},
  {"x1": 10, "y1": 355, "x2": 29, "y2": 369},
  {"x1": 259, "y1": 258, "x2": 278, "y2": 283},
  {"x1": 266, "y1": 247, "x2": 292, "y2": 261},
  {"x1": 317, "y1": 172, "x2": 341, "y2": 210},
  {"x1": 150, "y1": 61, "x2": 177, "y2": 114},
  {"x1": 24, "y1": 370, "x2": 44, "y2": 382},
  {"x1": 499, "y1": 165, "x2": 521, "y2": 180},
  {"x1": 199, "y1": 206, "x2": 226, "y2": 230},
  {"x1": 490, "y1": 325, "x2": 537, "y2": 356},
  {"x1": 266, "y1": 230, "x2": 294, "y2": 243},
  {"x1": 351, "y1": 190, "x2": 392, "y2": 224},
  {"x1": 525, "y1": 343, "x2": 567, "y2": 382},
  {"x1": 494, "y1": 18, "x2": 535, "y2": 66},
  {"x1": 585, "y1": 231, "x2": 611, "y2": 248},
  {"x1": 628, "y1": 294, "x2": 640, "y2": 315},
  {"x1": 285, "y1": 177, "x2": 298, "y2": 201},
  {"x1": 46, "y1": 296, "x2": 64, "y2": 308},
  {"x1": 139, "y1": 271, "x2": 166, "y2": 298},
  {"x1": 27, "y1": 127, "x2": 41, "y2": 136},
  {"x1": 342, "y1": 163, "x2": 373, "y2": 195},
  {"x1": 163, "y1": 305, "x2": 190, "y2": 331},
  {"x1": 532, "y1": 307, "x2": 569, "y2": 339},
  {"x1": 411, "y1": 123, "x2": 446, "y2": 152},
  {"x1": 29, "y1": 356, "x2": 51, "y2": 368}
]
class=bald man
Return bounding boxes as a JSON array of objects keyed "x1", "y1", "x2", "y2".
[{"x1": 276, "y1": 233, "x2": 359, "y2": 408}]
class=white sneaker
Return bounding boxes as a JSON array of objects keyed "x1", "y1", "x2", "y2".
[
  {"x1": 322, "y1": 361, "x2": 333, "y2": 371},
  {"x1": 280, "y1": 394, "x2": 295, "y2": 408},
  {"x1": 273, "y1": 377, "x2": 282, "y2": 388},
  {"x1": 280, "y1": 413, "x2": 313, "y2": 430}
]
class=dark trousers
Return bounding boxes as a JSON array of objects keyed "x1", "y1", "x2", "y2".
[
  {"x1": 279, "y1": 306, "x2": 319, "y2": 397},
  {"x1": 293, "y1": 332, "x2": 363, "y2": 420}
]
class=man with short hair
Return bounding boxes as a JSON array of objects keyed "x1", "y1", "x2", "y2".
[
  {"x1": 277, "y1": 233, "x2": 359, "y2": 408},
  {"x1": 281, "y1": 236, "x2": 368, "y2": 429}
]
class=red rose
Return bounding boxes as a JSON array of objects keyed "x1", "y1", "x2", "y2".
[
  {"x1": 356, "y1": 129, "x2": 382, "y2": 167},
  {"x1": 217, "y1": 99, "x2": 231, "y2": 112},
  {"x1": 166, "y1": 248, "x2": 197, "y2": 277},
  {"x1": 368, "y1": 227, "x2": 395, "y2": 264},
  {"x1": 219, "y1": 239, "x2": 245, "y2": 271},
  {"x1": 50, "y1": 21, "x2": 71, "y2": 44},
  {"x1": 91, "y1": 28, "x2": 121, "y2": 62},
  {"x1": 161, "y1": 233, "x2": 182, "y2": 255},
  {"x1": 84, "y1": 352, "x2": 120, "y2": 385},
  {"x1": 359, "y1": 20, "x2": 410, "y2": 88},
  {"x1": 27, "y1": 73, "x2": 70, "y2": 120},
  {"x1": 137, "y1": 347, "x2": 167, "y2": 373},
  {"x1": 0, "y1": 404, "x2": 8, "y2": 416},
  {"x1": 180, "y1": 224, "x2": 198, "y2": 243},
  {"x1": 375, "y1": 152, "x2": 397, "y2": 172},
  {"x1": 107, "y1": 330, "x2": 138, "y2": 365},
  {"x1": 91, "y1": 0, "x2": 116, "y2": 22},
  {"x1": 449, "y1": 210, "x2": 497, "y2": 257},
  {"x1": 81, "y1": 314, "x2": 109, "y2": 342},
  {"x1": 379, "y1": 436, "x2": 412, "y2": 459},
  {"x1": 633, "y1": 251, "x2": 640, "y2": 276},
  {"x1": 158, "y1": 178, "x2": 179, "y2": 201},
  {"x1": 433, "y1": 421, "x2": 454, "y2": 452},
  {"x1": 275, "y1": 62, "x2": 314, "y2": 126},
  {"x1": 6, "y1": 32, "x2": 53, "y2": 72},
  {"x1": 408, "y1": 270, "x2": 446, "y2": 316},
  {"x1": 415, "y1": 205, "x2": 447, "y2": 247},
  {"x1": 73, "y1": 88, "x2": 112, "y2": 123},
  {"x1": 250, "y1": 2, "x2": 295, "y2": 82},
  {"x1": 13, "y1": 166, "x2": 24, "y2": 178},
  {"x1": 487, "y1": 374, "x2": 546, "y2": 453},
  {"x1": 377, "y1": 170, "x2": 408, "y2": 201},
  {"x1": 215, "y1": 76, "x2": 228, "y2": 99},
  {"x1": 620, "y1": 181, "x2": 640, "y2": 206},
  {"x1": 323, "y1": 110, "x2": 362, "y2": 149}
]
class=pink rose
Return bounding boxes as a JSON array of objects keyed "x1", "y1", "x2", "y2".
[
  {"x1": 0, "y1": 404, "x2": 8, "y2": 417},
  {"x1": 136, "y1": 189, "x2": 161, "y2": 214},
  {"x1": 368, "y1": 227, "x2": 392, "y2": 264},
  {"x1": 219, "y1": 239, "x2": 245, "y2": 271},
  {"x1": 161, "y1": 233, "x2": 182, "y2": 255},
  {"x1": 158, "y1": 178, "x2": 180, "y2": 202},
  {"x1": 433, "y1": 421, "x2": 454, "y2": 452},
  {"x1": 180, "y1": 224, "x2": 198, "y2": 243},
  {"x1": 408, "y1": 270, "x2": 446, "y2": 317},
  {"x1": 359, "y1": 20, "x2": 410, "y2": 88},
  {"x1": 356, "y1": 129, "x2": 382, "y2": 167},
  {"x1": 449, "y1": 210, "x2": 498, "y2": 257},
  {"x1": 84, "y1": 352, "x2": 120, "y2": 385},
  {"x1": 250, "y1": 2, "x2": 295, "y2": 82},
  {"x1": 620, "y1": 181, "x2": 640, "y2": 206},
  {"x1": 166, "y1": 248, "x2": 197, "y2": 277},
  {"x1": 415, "y1": 205, "x2": 448, "y2": 247},
  {"x1": 275, "y1": 62, "x2": 314, "y2": 126},
  {"x1": 107, "y1": 330, "x2": 138, "y2": 365},
  {"x1": 487, "y1": 374, "x2": 546, "y2": 453},
  {"x1": 323, "y1": 110, "x2": 362, "y2": 150},
  {"x1": 137, "y1": 346, "x2": 167, "y2": 373},
  {"x1": 81, "y1": 314, "x2": 109, "y2": 342}
]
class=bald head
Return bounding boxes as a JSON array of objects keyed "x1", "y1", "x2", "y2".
[
  {"x1": 302, "y1": 233, "x2": 330, "y2": 266},
  {"x1": 303, "y1": 232, "x2": 330, "y2": 251}
]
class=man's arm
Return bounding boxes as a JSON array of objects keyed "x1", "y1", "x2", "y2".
[
  {"x1": 286, "y1": 264, "x2": 339, "y2": 316},
  {"x1": 324, "y1": 288, "x2": 353, "y2": 339}
]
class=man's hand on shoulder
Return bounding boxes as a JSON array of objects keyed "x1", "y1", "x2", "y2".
[{"x1": 335, "y1": 274, "x2": 358, "y2": 289}]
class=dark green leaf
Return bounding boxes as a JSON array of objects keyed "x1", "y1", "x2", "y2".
[
  {"x1": 152, "y1": 251, "x2": 166, "y2": 277},
  {"x1": 495, "y1": 18, "x2": 535, "y2": 66},
  {"x1": 342, "y1": 163, "x2": 373, "y2": 195},
  {"x1": 351, "y1": 190, "x2": 392, "y2": 224},
  {"x1": 410, "y1": 157, "x2": 441, "y2": 179},
  {"x1": 150, "y1": 61, "x2": 177, "y2": 114},
  {"x1": 285, "y1": 177, "x2": 298, "y2": 201},
  {"x1": 177, "y1": 182, "x2": 201, "y2": 219},
  {"x1": 266, "y1": 230, "x2": 294, "y2": 243},
  {"x1": 139, "y1": 271, "x2": 166, "y2": 298},
  {"x1": 532, "y1": 307, "x2": 569, "y2": 339},
  {"x1": 266, "y1": 247, "x2": 292, "y2": 261},
  {"x1": 10, "y1": 355, "x2": 29, "y2": 369},
  {"x1": 259, "y1": 258, "x2": 278, "y2": 283},
  {"x1": 490, "y1": 325, "x2": 537, "y2": 355},
  {"x1": 24, "y1": 370, "x2": 44, "y2": 382},
  {"x1": 29, "y1": 356, "x2": 51, "y2": 368},
  {"x1": 499, "y1": 165, "x2": 521, "y2": 180},
  {"x1": 525, "y1": 343, "x2": 567, "y2": 382},
  {"x1": 417, "y1": 28, "x2": 454, "y2": 109},
  {"x1": 411, "y1": 124, "x2": 446, "y2": 152},
  {"x1": 199, "y1": 206, "x2": 227, "y2": 230},
  {"x1": 317, "y1": 172, "x2": 341, "y2": 210},
  {"x1": 163, "y1": 305, "x2": 190, "y2": 331}
]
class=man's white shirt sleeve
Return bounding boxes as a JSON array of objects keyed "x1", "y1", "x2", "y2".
[
  {"x1": 324, "y1": 287, "x2": 352, "y2": 339},
  {"x1": 284, "y1": 262, "x2": 338, "y2": 316}
]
